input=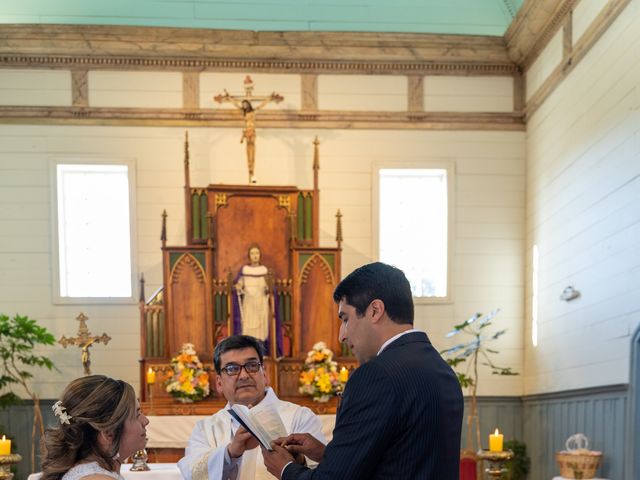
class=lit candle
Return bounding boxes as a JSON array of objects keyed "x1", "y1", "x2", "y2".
[
  {"x1": 146, "y1": 368, "x2": 156, "y2": 385},
  {"x1": 0, "y1": 435, "x2": 11, "y2": 455},
  {"x1": 338, "y1": 367, "x2": 349, "y2": 383},
  {"x1": 489, "y1": 428, "x2": 503, "y2": 452}
]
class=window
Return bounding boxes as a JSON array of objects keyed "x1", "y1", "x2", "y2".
[
  {"x1": 376, "y1": 167, "x2": 452, "y2": 301},
  {"x1": 54, "y1": 162, "x2": 135, "y2": 301}
]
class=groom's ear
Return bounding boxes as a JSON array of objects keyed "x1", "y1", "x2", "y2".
[{"x1": 369, "y1": 299, "x2": 386, "y2": 324}]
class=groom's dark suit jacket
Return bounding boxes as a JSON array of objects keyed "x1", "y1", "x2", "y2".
[{"x1": 283, "y1": 331, "x2": 463, "y2": 480}]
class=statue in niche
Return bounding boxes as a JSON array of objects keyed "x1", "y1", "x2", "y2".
[{"x1": 232, "y1": 245, "x2": 282, "y2": 356}]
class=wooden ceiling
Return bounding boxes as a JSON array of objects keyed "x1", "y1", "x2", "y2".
[{"x1": 0, "y1": 0, "x2": 524, "y2": 36}]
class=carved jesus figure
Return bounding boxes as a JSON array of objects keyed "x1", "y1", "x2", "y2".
[{"x1": 214, "y1": 76, "x2": 283, "y2": 183}]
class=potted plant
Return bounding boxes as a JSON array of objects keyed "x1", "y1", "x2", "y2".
[
  {"x1": 0, "y1": 314, "x2": 57, "y2": 468},
  {"x1": 504, "y1": 439, "x2": 531, "y2": 479},
  {"x1": 440, "y1": 309, "x2": 518, "y2": 453}
]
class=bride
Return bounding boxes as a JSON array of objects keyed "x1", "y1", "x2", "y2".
[{"x1": 41, "y1": 375, "x2": 149, "y2": 480}]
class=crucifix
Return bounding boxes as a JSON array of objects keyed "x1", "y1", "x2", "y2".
[
  {"x1": 214, "y1": 75, "x2": 284, "y2": 184},
  {"x1": 59, "y1": 312, "x2": 111, "y2": 375}
]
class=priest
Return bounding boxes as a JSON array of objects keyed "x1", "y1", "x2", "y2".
[{"x1": 178, "y1": 335, "x2": 325, "y2": 480}]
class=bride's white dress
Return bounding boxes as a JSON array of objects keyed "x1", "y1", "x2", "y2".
[{"x1": 62, "y1": 462, "x2": 124, "y2": 480}]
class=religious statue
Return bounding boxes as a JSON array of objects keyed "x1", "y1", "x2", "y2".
[
  {"x1": 214, "y1": 76, "x2": 283, "y2": 183},
  {"x1": 59, "y1": 313, "x2": 111, "y2": 375},
  {"x1": 232, "y1": 245, "x2": 282, "y2": 356}
]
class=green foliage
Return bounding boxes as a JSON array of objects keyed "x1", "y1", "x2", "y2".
[
  {"x1": 504, "y1": 439, "x2": 531, "y2": 480},
  {"x1": 0, "y1": 314, "x2": 57, "y2": 407},
  {"x1": 440, "y1": 309, "x2": 518, "y2": 384},
  {"x1": 440, "y1": 309, "x2": 518, "y2": 451}
]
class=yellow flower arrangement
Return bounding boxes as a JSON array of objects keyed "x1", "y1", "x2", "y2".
[
  {"x1": 165, "y1": 343, "x2": 210, "y2": 403},
  {"x1": 298, "y1": 341, "x2": 348, "y2": 402}
]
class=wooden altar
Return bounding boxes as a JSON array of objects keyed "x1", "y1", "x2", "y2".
[{"x1": 139, "y1": 134, "x2": 356, "y2": 415}]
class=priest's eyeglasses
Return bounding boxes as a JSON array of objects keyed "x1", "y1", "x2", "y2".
[{"x1": 220, "y1": 361, "x2": 262, "y2": 376}]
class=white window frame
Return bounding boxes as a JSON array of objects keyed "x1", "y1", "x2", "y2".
[
  {"x1": 50, "y1": 158, "x2": 138, "y2": 304},
  {"x1": 372, "y1": 161, "x2": 454, "y2": 304}
]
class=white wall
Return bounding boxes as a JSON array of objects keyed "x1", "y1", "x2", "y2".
[
  {"x1": 0, "y1": 71, "x2": 524, "y2": 398},
  {"x1": 524, "y1": 0, "x2": 640, "y2": 394}
]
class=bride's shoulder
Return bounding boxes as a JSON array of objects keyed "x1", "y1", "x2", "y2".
[{"x1": 62, "y1": 462, "x2": 122, "y2": 480}]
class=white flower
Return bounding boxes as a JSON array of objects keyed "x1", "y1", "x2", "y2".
[{"x1": 52, "y1": 400, "x2": 73, "y2": 425}]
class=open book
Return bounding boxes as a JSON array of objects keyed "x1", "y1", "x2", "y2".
[{"x1": 228, "y1": 402, "x2": 287, "y2": 451}]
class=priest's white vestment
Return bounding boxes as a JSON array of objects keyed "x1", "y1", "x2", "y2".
[{"x1": 177, "y1": 388, "x2": 325, "y2": 480}]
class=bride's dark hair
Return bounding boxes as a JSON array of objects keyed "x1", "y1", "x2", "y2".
[{"x1": 41, "y1": 375, "x2": 136, "y2": 480}]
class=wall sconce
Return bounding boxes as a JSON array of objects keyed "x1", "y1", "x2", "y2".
[{"x1": 560, "y1": 286, "x2": 580, "y2": 301}]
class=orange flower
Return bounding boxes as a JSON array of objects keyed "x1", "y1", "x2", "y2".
[
  {"x1": 300, "y1": 370, "x2": 316, "y2": 385},
  {"x1": 177, "y1": 353, "x2": 191, "y2": 363},
  {"x1": 313, "y1": 352, "x2": 326, "y2": 362}
]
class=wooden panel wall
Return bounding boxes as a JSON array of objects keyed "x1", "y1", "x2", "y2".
[
  {"x1": 523, "y1": 386, "x2": 629, "y2": 480},
  {"x1": 524, "y1": 0, "x2": 640, "y2": 393},
  {"x1": 214, "y1": 195, "x2": 290, "y2": 278}
]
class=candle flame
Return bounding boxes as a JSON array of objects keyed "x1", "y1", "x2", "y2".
[
  {"x1": 148, "y1": 367, "x2": 153, "y2": 373},
  {"x1": 494, "y1": 428, "x2": 499, "y2": 435},
  {"x1": 1, "y1": 435, "x2": 4, "y2": 441}
]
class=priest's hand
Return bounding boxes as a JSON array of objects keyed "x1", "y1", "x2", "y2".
[
  {"x1": 227, "y1": 426, "x2": 259, "y2": 459},
  {"x1": 277, "y1": 433, "x2": 325, "y2": 463},
  {"x1": 262, "y1": 443, "x2": 294, "y2": 479}
]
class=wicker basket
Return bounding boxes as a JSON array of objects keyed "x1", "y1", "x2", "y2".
[{"x1": 555, "y1": 451, "x2": 602, "y2": 479}]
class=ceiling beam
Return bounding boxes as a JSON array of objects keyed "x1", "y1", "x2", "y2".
[{"x1": 0, "y1": 24, "x2": 518, "y2": 76}]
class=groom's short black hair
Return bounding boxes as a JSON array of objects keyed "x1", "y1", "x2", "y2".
[
  {"x1": 213, "y1": 335, "x2": 265, "y2": 373},
  {"x1": 333, "y1": 262, "x2": 414, "y2": 325}
]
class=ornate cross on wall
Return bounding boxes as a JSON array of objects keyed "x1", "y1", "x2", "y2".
[
  {"x1": 59, "y1": 312, "x2": 111, "y2": 375},
  {"x1": 214, "y1": 75, "x2": 284, "y2": 184}
]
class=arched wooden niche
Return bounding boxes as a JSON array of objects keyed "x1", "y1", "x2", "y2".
[{"x1": 297, "y1": 252, "x2": 341, "y2": 354}]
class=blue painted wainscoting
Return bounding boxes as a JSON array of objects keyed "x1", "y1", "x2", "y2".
[
  {"x1": 0, "y1": 399, "x2": 56, "y2": 480},
  {"x1": 523, "y1": 384, "x2": 629, "y2": 480},
  {"x1": 0, "y1": 388, "x2": 632, "y2": 480}
]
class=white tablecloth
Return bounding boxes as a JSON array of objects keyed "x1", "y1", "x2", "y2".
[
  {"x1": 122, "y1": 463, "x2": 182, "y2": 479},
  {"x1": 28, "y1": 463, "x2": 182, "y2": 480},
  {"x1": 146, "y1": 414, "x2": 336, "y2": 448},
  {"x1": 552, "y1": 477, "x2": 609, "y2": 480}
]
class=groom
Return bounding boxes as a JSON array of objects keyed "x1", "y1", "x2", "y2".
[{"x1": 263, "y1": 262, "x2": 464, "y2": 479}]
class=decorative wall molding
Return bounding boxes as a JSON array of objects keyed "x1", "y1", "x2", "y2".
[
  {"x1": 524, "y1": 0, "x2": 632, "y2": 119},
  {"x1": 0, "y1": 106, "x2": 525, "y2": 131},
  {"x1": 505, "y1": 0, "x2": 578, "y2": 68},
  {"x1": 522, "y1": 383, "x2": 628, "y2": 401},
  {"x1": 71, "y1": 70, "x2": 88, "y2": 107},
  {"x1": 0, "y1": 25, "x2": 518, "y2": 75},
  {"x1": 407, "y1": 76, "x2": 424, "y2": 112},
  {"x1": 0, "y1": 54, "x2": 521, "y2": 76}
]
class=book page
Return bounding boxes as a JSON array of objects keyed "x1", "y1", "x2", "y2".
[
  {"x1": 229, "y1": 403, "x2": 286, "y2": 450},
  {"x1": 249, "y1": 401, "x2": 287, "y2": 440}
]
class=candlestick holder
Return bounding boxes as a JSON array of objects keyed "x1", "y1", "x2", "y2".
[
  {"x1": 477, "y1": 449, "x2": 513, "y2": 479},
  {"x1": 0, "y1": 453, "x2": 22, "y2": 480},
  {"x1": 129, "y1": 449, "x2": 150, "y2": 472}
]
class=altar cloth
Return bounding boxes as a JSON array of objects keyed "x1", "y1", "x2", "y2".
[{"x1": 146, "y1": 414, "x2": 337, "y2": 448}]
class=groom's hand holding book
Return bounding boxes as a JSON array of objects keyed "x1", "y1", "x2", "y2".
[
  {"x1": 279, "y1": 433, "x2": 325, "y2": 463},
  {"x1": 262, "y1": 433, "x2": 326, "y2": 478}
]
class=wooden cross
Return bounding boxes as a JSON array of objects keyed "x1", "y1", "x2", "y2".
[
  {"x1": 59, "y1": 313, "x2": 111, "y2": 375},
  {"x1": 214, "y1": 75, "x2": 284, "y2": 183}
]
